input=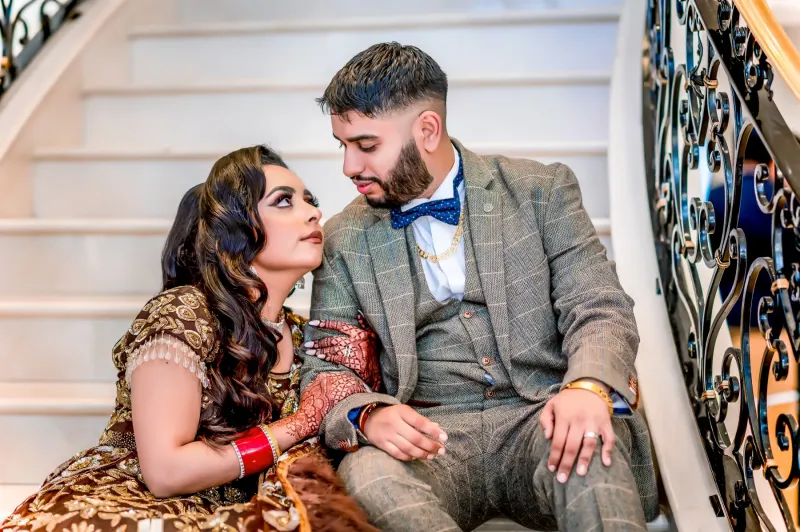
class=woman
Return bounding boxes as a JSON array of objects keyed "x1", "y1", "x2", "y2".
[{"x1": 1, "y1": 146, "x2": 381, "y2": 532}]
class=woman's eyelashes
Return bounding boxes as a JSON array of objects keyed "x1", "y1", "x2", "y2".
[{"x1": 271, "y1": 193, "x2": 319, "y2": 208}]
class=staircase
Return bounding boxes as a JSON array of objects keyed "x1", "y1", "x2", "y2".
[{"x1": 0, "y1": 0, "x2": 649, "y2": 528}]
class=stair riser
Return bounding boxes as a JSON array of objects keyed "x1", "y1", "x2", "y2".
[
  {"x1": 177, "y1": 0, "x2": 623, "y2": 23},
  {"x1": 0, "y1": 231, "x2": 612, "y2": 296},
  {"x1": 0, "y1": 317, "x2": 125, "y2": 382},
  {"x1": 33, "y1": 154, "x2": 609, "y2": 219},
  {"x1": 0, "y1": 414, "x2": 110, "y2": 484},
  {"x1": 0, "y1": 234, "x2": 164, "y2": 296},
  {"x1": 131, "y1": 22, "x2": 618, "y2": 85},
  {"x1": 84, "y1": 84, "x2": 610, "y2": 149}
]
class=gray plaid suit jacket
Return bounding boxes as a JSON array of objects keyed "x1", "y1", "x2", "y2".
[{"x1": 300, "y1": 139, "x2": 656, "y2": 502}]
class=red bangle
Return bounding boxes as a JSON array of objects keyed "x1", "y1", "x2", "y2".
[
  {"x1": 357, "y1": 403, "x2": 378, "y2": 433},
  {"x1": 231, "y1": 428, "x2": 275, "y2": 478}
]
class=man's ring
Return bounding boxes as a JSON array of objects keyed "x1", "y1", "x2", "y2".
[{"x1": 583, "y1": 431, "x2": 600, "y2": 440}]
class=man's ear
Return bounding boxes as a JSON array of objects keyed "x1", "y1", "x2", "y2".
[{"x1": 416, "y1": 110, "x2": 443, "y2": 154}]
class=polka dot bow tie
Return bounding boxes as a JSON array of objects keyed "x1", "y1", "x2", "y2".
[{"x1": 390, "y1": 157, "x2": 464, "y2": 229}]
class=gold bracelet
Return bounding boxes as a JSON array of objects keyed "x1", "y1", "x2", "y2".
[{"x1": 562, "y1": 380, "x2": 614, "y2": 414}]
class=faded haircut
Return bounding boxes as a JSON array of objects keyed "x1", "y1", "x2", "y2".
[{"x1": 316, "y1": 42, "x2": 448, "y2": 118}]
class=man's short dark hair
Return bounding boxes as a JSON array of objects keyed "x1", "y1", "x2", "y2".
[{"x1": 317, "y1": 42, "x2": 448, "y2": 118}]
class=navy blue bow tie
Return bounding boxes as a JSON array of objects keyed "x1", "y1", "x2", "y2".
[{"x1": 390, "y1": 156, "x2": 464, "y2": 229}]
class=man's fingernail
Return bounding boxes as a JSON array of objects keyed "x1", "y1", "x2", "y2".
[
  {"x1": 439, "y1": 433, "x2": 448, "y2": 443},
  {"x1": 304, "y1": 341, "x2": 314, "y2": 347},
  {"x1": 548, "y1": 465, "x2": 556, "y2": 472},
  {"x1": 438, "y1": 447, "x2": 446, "y2": 455},
  {"x1": 428, "y1": 454, "x2": 436, "y2": 460},
  {"x1": 557, "y1": 473, "x2": 567, "y2": 483},
  {"x1": 308, "y1": 320, "x2": 320, "y2": 326},
  {"x1": 306, "y1": 349, "x2": 316, "y2": 355},
  {"x1": 577, "y1": 464, "x2": 586, "y2": 476}
]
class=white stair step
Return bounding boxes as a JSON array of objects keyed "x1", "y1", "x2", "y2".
[
  {"x1": 82, "y1": 75, "x2": 611, "y2": 149},
  {"x1": 0, "y1": 383, "x2": 114, "y2": 484},
  {"x1": 0, "y1": 485, "x2": 39, "y2": 521},
  {"x1": 129, "y1": 10, "x2": 619, "y2": 84},
  {"x1": 0, "y1": 289, "x2": 312, "y2": 384},
  {"x1": 177, "y1": 0, "x2": 623, "y2": 24},
  {"x1": 32, "y1": 143, "x2": 609, "y2": 220},
  {"x1": 0, "y1": 218, "x2": 611, "y2": 296}
]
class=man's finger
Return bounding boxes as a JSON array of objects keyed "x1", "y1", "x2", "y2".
[
  {"x1": 539, "y1": 401, "x2": 555, "y2": 440},
  {"x1": 393, "y1": 434, "x2": 433, "y2": 460},
  {"x1": 556, "y1": 426, "x2": 583, "y2": 483},
  {"x1": 400, "y1": 408, "x2": 448, "y2": 443},
  {"x1": 601, "y1": 423, "x2": 616, "y2": 467},
  {"x1": 547, "y1": 411, "x2": 569, "y2": 473},
  {"x1": 397, "y1": 422, "x2": 445, "y2": 456},
  {"x1": 383, "y1": 441, "x2": 413, "y2": 462},
  {"x1": 574, "y1": 430, "x2": 598, "y2": 476}
]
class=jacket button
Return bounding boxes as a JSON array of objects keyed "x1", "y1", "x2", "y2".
[
  {"x1": 481, "y1": 356, "x2": 491, "y2": 366},
  {"x1": 486, "y1": 390, "x2": 495, "y2": 398},
  {"x1": 463, "y1": 311, "x2": 475, "y2": 319}
]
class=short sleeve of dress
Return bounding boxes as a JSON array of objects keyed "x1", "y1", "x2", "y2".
[{"x1": 123, "y1": 286, "x2": 217, "y2": 389}]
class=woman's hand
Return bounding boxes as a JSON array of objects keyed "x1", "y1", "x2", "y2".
[
  {"x1": 304, "y1": 313, "x2": 382, "y2": 391},
  {"x1": 271, "y1": 372, "x2": 366, "y2": 443}
]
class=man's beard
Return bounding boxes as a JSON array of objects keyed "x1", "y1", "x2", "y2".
[{"x1": 357, "y1": 140, "x2": 434, "y2": 209}]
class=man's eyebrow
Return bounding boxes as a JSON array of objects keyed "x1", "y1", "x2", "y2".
[{"x1": 334, "y1": 134, "x2": 380, "y2": 143}]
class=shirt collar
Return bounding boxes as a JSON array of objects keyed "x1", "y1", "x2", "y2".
[{"x1": 401, "y1": 144, "x2": 461, "y2": 212}]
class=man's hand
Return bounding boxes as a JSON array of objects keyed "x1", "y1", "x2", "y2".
[
  {"x1": 363, "y1": 404, "x2": 448, "y2": 462},
  {"x1": 539, "y1": 380, "x2": 615, "y2": 483}
]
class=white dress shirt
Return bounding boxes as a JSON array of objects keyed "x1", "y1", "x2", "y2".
[{"x1": 401, "y1": 144, "x2": 465, "y2": 303}]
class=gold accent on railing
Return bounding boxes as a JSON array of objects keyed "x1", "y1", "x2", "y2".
[
  {"x1": 735, "y1": 0, "x2": 800, "y2": 101},
  {"x1": 772, "y1": 278, "x2": 790, "y2": 293}
]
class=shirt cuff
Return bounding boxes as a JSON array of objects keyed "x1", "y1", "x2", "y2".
[
  {"x1": 348, "y1": 407, "x2": 361, "y2": 428},
  {"x1": 610, "y1": 389, "x2": 633, "y2": 417}
]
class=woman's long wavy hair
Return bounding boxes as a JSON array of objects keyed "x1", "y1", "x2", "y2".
[
  {"x1": 194, "y1": 145, "x2": 289, "y2": 445},
  {"x1": 162, "y1": 184, "x2": 203, "y2": 290}
]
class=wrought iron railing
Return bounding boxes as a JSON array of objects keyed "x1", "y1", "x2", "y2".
[
  {"x1": 644, "y1": 0, "x2": 800, "y2": 529},
  {"x1": 0, "y1": 0, "x2": 83, "y2": 100}
]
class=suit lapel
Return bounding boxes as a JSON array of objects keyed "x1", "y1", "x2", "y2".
[
  {"x1": 366, "y1": 212, "x2": 418, "y2": 402},
  {"x1": 456, "y1": 140, "x2": 511, "y2": 368}
]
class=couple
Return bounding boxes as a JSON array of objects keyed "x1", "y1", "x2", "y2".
[{"x1": 2, "y1": 43, "x2": 658, "y2": 531}]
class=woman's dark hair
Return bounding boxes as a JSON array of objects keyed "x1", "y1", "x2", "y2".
[
  {"x1": 162, "y1": 184, "x2": 203, "y2": 290},
  {"x1": 196, "y1": 144, "x2": 289, "y2": 445}
]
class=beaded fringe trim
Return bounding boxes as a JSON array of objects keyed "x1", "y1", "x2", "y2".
[{"x1": 125, "y1": 333, "x2": 210, "y2": 389}]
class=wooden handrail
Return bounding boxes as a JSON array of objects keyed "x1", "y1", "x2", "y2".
[{"x1": 734, "y1": 0, "x2": 800, "y2": 101}]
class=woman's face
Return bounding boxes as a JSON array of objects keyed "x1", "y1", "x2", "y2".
[{"x1": 252, "y1": 165, "x2": 324, "y2": 277}]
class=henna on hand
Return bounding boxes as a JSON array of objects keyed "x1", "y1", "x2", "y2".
[
  {"x1": 272, "y1": 372, "x2": 365, "y2": 441},
  {"x1": 306, "y1": 314, "x2": 382, "y2": 391}
]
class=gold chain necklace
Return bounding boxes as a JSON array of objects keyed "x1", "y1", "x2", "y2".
[{"x1": 416, "y1": 208, "x2": 465, "y2": 264}]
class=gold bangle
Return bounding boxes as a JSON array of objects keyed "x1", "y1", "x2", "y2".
[{"x1": 562, "y1": 380, "x2": 614, "y2": 414}]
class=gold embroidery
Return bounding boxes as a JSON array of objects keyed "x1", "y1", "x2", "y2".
[{"x1": 0, "y1": 290, "x2": 333, "y2": 532}]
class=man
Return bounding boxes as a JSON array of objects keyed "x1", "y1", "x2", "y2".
[{"x1": 301, "y1": 42, "x2": 658, "y2": 531}]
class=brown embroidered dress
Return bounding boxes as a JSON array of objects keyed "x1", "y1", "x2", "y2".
[{"x1": 1, "y1": 286, "x2": 370, "y2": 532}]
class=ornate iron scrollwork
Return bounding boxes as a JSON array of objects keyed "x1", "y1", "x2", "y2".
[
  {"x1": 644, "y1": 0, "x2": 800, "y2": 529},
  {"x1": 0, "y1": 0, "x2": 83, "y2": 99}
]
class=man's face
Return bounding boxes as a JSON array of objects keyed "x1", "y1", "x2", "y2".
[{"x1": 331, "y1": 111, "x2": 433, "y2": 209}]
